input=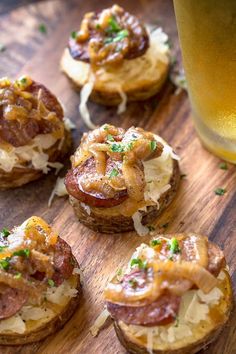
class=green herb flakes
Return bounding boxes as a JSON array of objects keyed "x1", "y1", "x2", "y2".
[
  {"x1": 219, "y1": 162, "x2": 228, "y2": 170},
  {"x1": 1, "y1": 228, "x2": 10, "y2": 237},
  {"x1": 107, "y1": 16, "x2": 121, "y2": 33},
  {"x1": 150, "y1": 239, "x2": 162, "y2": 247},
  {"x1": 109, "y1": 168, "x2": 119, "y2": 178},
  {"x1": 130, "y1": 258, "x2": 147, "y2": 270},
  {"x1": 0, "y1": 246, "x2": 7, "y2": 252},
  {"x1": 71, "y1": 31, "x2": 77, "y2": 39},
  {"x1": 14, "y1": 272, "x2": 22, "y2": 279},
  {"x1": 38, "y1": 23, "x2": 47, "y2": 34},
  {"x1": 168, "y1": 238, "x2": 181, "y2": 254},
  {"x1": 0, "y1": 258, "x2": 10, "y2": 270},
  {"x1": 104, "y1": 29, "x2": 129, "y2": 44},
  {"x1": 48, "y1": 279, "x2": 55, "y2": 287},
  {"x1": 214, "y1": 188, "x2": 226, "y2": 196},
  {"x1": 150, "y1": 140, "x2": 157, "y2": 151},
  {"x1": 106, "y1": 134, "x2": 115, "y2": 142},
  {"x1": 13, "y1": 249, "x2": 30, "y2": 258}
]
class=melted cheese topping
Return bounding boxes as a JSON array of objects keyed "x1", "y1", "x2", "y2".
[
  {"x1": 0, "y1": 275, "x2": 78, "y2": 334},
  {"x1": 118, "y1": 270, "x2": 229, "y2": 352},
  {"x1": 0, "y1": 133, "x2": 63, "y2": 173}
]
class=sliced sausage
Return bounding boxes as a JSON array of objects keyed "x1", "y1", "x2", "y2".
[
  {"x1": 107, "y1": 292, "x2": 180, "y2": 326},
  {"x1": 69, "y1": 6, "x2": 149, "y2": 66},
  {"x1": 0, "y1": 81, "x2": 63, "y2": 147},
  {"x1": 0, "y1": 286, "x2": 27, "y2": 320},
  {"x1": 52, "y1": 238, "x2": 74, "y2": 286},
  {"x1": 65, "y1": 157, "x2": 128, "y2": 208}
]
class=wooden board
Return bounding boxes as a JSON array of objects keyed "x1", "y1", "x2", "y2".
[{"x1": 0, "y1": 0, "x2": 235, "y2": 353}]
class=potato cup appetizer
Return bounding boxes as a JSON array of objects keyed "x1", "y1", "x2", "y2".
[
  {"x1": 65, "y1": 124, "x2": 180, "y2": 234},
  {"x1": 0, "y1": 76, "x2": 71, "y2": 189},
  {"x1": 60, "y1": 4, "x2": 170, "y2": 128},
  {"x1": 104, "y1": 233, "x2": 233, "y2": 354},
  {"x1": 0, "y1": 216, "x2": 81, "y2": 345}
]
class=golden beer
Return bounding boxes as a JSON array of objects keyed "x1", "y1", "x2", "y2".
[{"x1": 173, "y1": 0, "x2": 236, "y2": 162}]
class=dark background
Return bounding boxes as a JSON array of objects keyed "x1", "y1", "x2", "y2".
[{"x1": 0, "y1": 0, "x2": 41, "y2": 14}]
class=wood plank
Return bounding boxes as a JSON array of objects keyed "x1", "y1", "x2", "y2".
[{"x1": 0, "y1": 1, "x2": 235, "y2": 353}]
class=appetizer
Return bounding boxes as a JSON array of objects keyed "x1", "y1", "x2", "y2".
[
  {"x1": 0, "y1": 216, "x2": 81, "y2": 345},
  {"x1": 65, "y1": 124, "x2": 180, "y2": 234},
  {"x1": 104, "y1": 233, "x2": 233, "y2": 354},
  {"x1": 0, "y1": 76, "x2": 71, "y2": 189},
  {"x1": 60, "y1": 4, "x2": 170, "y2": 128}
]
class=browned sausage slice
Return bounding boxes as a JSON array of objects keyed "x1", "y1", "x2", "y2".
[
  {"x1": 0, "y1": 81, "x2": 63, "y2": 147},
  {"x1": 107, "y1": 293, "x2": 180, "y2": 326},
  {"x1": 65, "y1": 157, "x2": 128, "y2": 208},
  {"x1": 0, "y1": 286, "x2": 27, "y2": 320},
  {"x1": 52, "y1": 238, "x2": 74, "y2": 286}
]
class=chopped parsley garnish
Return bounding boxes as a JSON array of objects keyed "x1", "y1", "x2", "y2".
[
  {"x1": 1, "y1": 228, "x2": 10, "y2": 237},
  {"x1": 219, "y1": 162, "x2": 228, "y2": 170},
  {"x1": 107, "y1": 16, "x2": 121, "y2": 33},
  {"x1": 0, "y1": 258, "x2": 10, "y2": 270},
  {"x1": 130, "y1": 258, "x2": 147, "y2": 270},
  {"x1": 96, "y1": 23, "x2": 101, "y2": 30},
  {"x1": 106, "y1": 134, "x2": 115, "y2": 142},
  {"x1": 38, "y1": 23, "x2": 47, "y2": 34},
  {"x1": 71, "y1": 31, "x2": 77, "y2": 39},
  {"x1": 128, "y1": 278, "x2": 138, "y2": 288},
  {"x1": 110, "y1": 143, "x2": 125, "y2": 153},
  {"x1": 214, "y1": 188, "x2": 226, "y2": 196},
  {"x1": 150, "y1": 140, "x2": 157, "y2": 151},
  {"x1": 168, "y1": 255, "x2": 174, "y2": 261},
  {"x1": 20, "y1": 77, "x2": 27, "y2": 84},
  {"x1": 150, "y1": 239, "x2": 162, "y2": 247},
  {"x1": 110, "y1": 142, "x2": 133, "y2": 153},
  {"x1": 109, "y1": 168, "x2": 119, "y2": 178},
  {"x1": 147, "y1": 225, "x2": 155, "y2": 232},
  {"x1": 116, "y1": 268, "x2": 122, "y2": 277},
  {"x1": 104, "y1": 29, "x2": 129, "y2": 44},
  {"x1": 103, "y1": 125, "x2": 109, "y2": 131},
  {"x1": 14, "y1": 272, "x2": 22, "y2": 279},
  {"x1": 13, "y1": 249, "x2": 30, "y2": 258},
  {"x1": 0, "y1": 246, "x2": 7, "y2": 252},
  {"x1": 48, "y1": 279, "x2": 55, "y2": 287},
  {"x1": 168, "y1": 238, "x2": 181, "y2": 254},
  {"x1": 0, "y1": 44, "x2": 6, "y2": 52}
]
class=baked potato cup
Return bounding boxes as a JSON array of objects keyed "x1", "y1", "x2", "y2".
[
  {"x1": 104, "y1": 234, "x2": 233, "y2": 354},
  {"x1": 65, "y1": 124, "x2": 180, "y2": 235},
  {"x1": 69, "y1": 159, "x2": 179, "y2": 234},
  {"x1": 0, "y1": 216, "x2": 81, "y2": 345},
  {"x1": 0, "y1": 76, "x2": 71, "y2": 189},
  {"x1": 60, "y1": 4, "x2": 170, "y2": 114}
]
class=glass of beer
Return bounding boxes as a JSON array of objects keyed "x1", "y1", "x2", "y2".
[{"x1": 173, "y1": 0, "x2": 236, "y2": 163}]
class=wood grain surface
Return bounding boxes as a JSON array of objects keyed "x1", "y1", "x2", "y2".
[{"x1": 0, "y1": 0, "x2": 236, "y2": 353}]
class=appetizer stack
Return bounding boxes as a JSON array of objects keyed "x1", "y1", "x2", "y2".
[
  {"x1": 105, "y1": 234, "x2": 232, "y2": 353},
  {"x1": 61, "y1": 4, "x2": 170, "y2": 127},
  {"x1": 65, "y1": 124, "x2": 179, "y2": 234},
  {"x1": 0, "y1": 217, "x2": 81, "y2": 345},
  {"x1": 0, "y1": 77, "x2": 70, "y2": 189}
]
